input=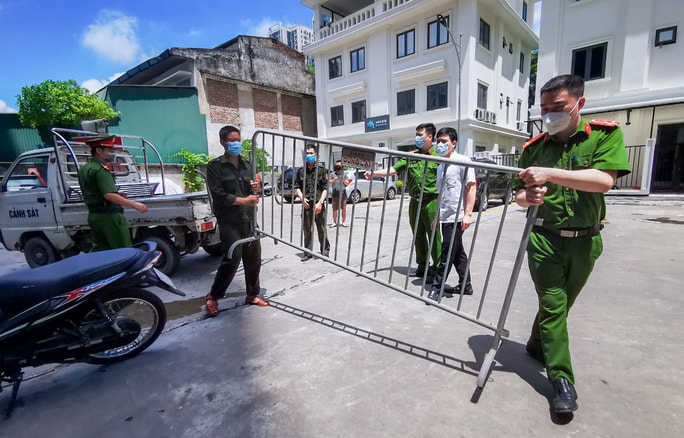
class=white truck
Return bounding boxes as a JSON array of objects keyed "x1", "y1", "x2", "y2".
[{"x1": 0, "y1": 127, "x2": 222, "y2": 275}]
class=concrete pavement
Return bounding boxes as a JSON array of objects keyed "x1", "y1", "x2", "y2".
[{"x1": 1, "y1": 199, "x2": 683, "y2": 437}]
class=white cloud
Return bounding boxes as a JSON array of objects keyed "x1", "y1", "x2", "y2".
[
  {"x1": 0, "y1": 99, "x2": 17, "y2": 113},
  {"x1": 241, "y1": 17, "x2": 286, "y2": 37},
  {"x1": 82, "y1": 10, "x2": 140, "y2": 64},
  {"x1": 81, "y1": 72, "x2": 125, "y2": 93}
]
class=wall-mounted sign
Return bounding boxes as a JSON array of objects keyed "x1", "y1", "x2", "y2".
[
  {"x1": 365, "y1": 115, "x2": 390, "y2": 133},
  {"x1": 341, "y1": 148, "x2": 375, "y2": 170}
]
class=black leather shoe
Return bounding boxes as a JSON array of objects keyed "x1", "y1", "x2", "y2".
[
  {"x1": 412, "y1": 266, "x2": 426, "y2": 277},
  {"x1": 525, "y1": 342, "x2": 545, "y2": 365},
  {"x1": 446, "y1": 284, "x2": 474, "y2": 295},
  {"x1": 301, "y1": 254, "x2": 313, "y2": 262},
  {"x1": 551, "y1": 378, "x2": 578, "y2": 413}
]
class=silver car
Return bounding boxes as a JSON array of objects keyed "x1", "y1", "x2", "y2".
[{"x1": 330, "y1": 170, "x2": 397, "y2": 204}]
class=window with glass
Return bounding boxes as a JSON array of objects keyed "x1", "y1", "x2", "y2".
[
  {"x1": 427, "y1": 82, "x2": 448, "y2": 111},
  {"x1": 655, "y1": 26, "x2": 677, "y2": 47},
  {"x1": 329, "y1": 56, "x2": 342, "y2": 79},
  {"x1": 397, "y1": 89, "x2": 415, "y2": 116},
  {"x1": 397, "y1": 29, "x2": 415, "y2": 58},
  {"x1": 351, "y1": 100, "x2": 366, "y2": 123},
  {"x1": 517, "y1": 100, "x2": 522, "y2": 121},
  {"x1": 519, "y1": 52, "x2": 525, "y2": 73},
  {"x1": 3, "y1": 155, "x2": 50, "y2": 191},
  {"x1": 350, "y1": 47, "x2": 365, "y2": 73},
  {"x1": 427, "y1": 16, "x2": 449, "y2": 49},
  {"x1": 331, "y1": 105, "x2": 344, "y2": 126},
  {"x1": 572, "y1": 42, "x2": 607, "y2": 80},
  {"x1": 522, "y1": 2, "x2": 528, "y2": 21},
  {"x1": 479, "y1": 19, "x2": 491, "y2": 50},
  {"x1": 477, "y1": 83, "x2": 488, "y2": 109}
]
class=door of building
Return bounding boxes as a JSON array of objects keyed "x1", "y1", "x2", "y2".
[{"x1": 652, "y1": 123, "x2": 684, "y2": 193}]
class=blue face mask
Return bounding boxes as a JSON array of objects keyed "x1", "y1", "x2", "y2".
[
  {"x1": 226, "y1": 141, "x2": 242, "y2": 156},
  {"x1": 435, "y1": 142, "x2": 450, "y2": 157},
  {"x1": 415, "y1": 135, "x2": 425, "y2": 148},
  {"x1": 306, "y1": 153, "x2": 316, "y2": 163}
]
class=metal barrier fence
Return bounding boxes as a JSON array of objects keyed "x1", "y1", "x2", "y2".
[
  {"x1": 616, "y1": 144, "x2": 645, "y2": 190},
  {"x1": 244, "y1": 129, "x2": 538, "y2": 389}
]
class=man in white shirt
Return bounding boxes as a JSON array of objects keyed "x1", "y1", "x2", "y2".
[{"x1": 427, "y1": 126, "x2": 477, "y2": 302}]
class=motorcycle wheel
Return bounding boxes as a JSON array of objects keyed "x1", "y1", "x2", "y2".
[{"x1": 80, "y1": 288, "x2": 167, "y2": 365}]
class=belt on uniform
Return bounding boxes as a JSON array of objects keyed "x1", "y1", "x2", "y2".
[
  {"x1": 411, "y1": 194, "x2": 437, "y2": 202},
  {"x1": 533, "y1": 224, "x2": 603, "y2": 238}
]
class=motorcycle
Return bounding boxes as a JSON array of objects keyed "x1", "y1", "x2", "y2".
[{"x1": 0, "y1": 241, "x2": 185, "y2": 418}]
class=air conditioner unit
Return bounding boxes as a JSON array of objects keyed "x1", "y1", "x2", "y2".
[
  {"x1": 484, "y1": 111, "x2": 493, "y2": 123},
  {"x1": 474, "y1": 108, "x2": 486, "y2": 121},
  {"x1": 516, "y1": 121, "x2": 526, "y2": 131}
]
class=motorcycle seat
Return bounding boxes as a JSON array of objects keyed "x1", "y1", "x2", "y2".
[{"x1": 0, "y1": 248, "x2": 145, "y2": 319}]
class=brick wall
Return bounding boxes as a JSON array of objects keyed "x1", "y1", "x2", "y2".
[
  {"x1": 253, "y1": 89, "x2": 278, "y2": 130},
  {"x1": 206, "y1": 79, "x2": 240, "y2": 125},
  {"x1": 281, "y1": 94, "x2": 302, "y2": 132}
]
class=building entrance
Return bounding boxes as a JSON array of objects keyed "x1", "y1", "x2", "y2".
[{"x1": 652, "y1": 123, "x2": 684, "y2": 193}]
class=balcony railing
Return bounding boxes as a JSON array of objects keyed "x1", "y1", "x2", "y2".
[{"x1": 318, "y1": 0, "x2": 414, "y2": 40}]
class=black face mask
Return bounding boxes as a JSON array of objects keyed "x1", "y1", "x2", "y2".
[{"x1": 334, "y1": 165, "x2": 342, "y2": 171}]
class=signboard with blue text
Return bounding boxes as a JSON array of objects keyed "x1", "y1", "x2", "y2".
[{"x1": 365, "y1": 115, "x2": 390, "y2": 133}]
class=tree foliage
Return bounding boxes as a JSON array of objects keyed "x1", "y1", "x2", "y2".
[
  {"x1": 241, "y1": 139, "x2": 271, "y2": 172},
  {"x1": 171, "y1": 148, "x2": 211, "y2": 192},
  {"x1": 17, "y1": 79, "x2": 119, "y2": 130}
]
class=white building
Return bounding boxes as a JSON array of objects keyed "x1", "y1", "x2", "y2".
[
  {"x1": 534, "y1": 0, "x2": 684, "y2": 194},
  {"x1": 301, "y1": 0, "x2": 539, "y2": 159},
  {"x1": 269, "y1": 23, "x2": 315, "y2": 53}
]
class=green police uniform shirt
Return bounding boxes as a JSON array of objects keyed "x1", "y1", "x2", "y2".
[
  {"x1": 295, "y1": 165, "x2": 329, "y2": 203},
  {"x1": 513, "y1": 118, "x2": 632, "y2": 229},
  {"x1": 78, "y1": 158, "x2": 121, "y2": 212},
  {"x1": 392, "y1": 148, "x2": 440, "y2": 199}
]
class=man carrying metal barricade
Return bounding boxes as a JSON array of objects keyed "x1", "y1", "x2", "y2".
[
  {"x1": 514, "y1": 74, "x2": 631, "y2": 414},
  {"x1": 427, "y1": 126, "x2": 477, "y2": 302},
  {"x1": 365, "y1": 123, "x2": 442, "y2": 279},
  {"x1": 295, "y1": 144, "x2": 330, "y2": 261}
]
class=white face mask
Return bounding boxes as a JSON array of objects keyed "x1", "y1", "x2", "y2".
[
  {"x1": 435, "y1": 141, "x2": 450, "y2": 157},
  {"x1": 543, "y1": 99, "x2": 580, "y2": 135}
]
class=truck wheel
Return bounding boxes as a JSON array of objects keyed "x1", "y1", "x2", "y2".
[
  {"x1": 145, "y1": 235, "x2": 180, "y2": 276},
  {"x1": 202, "y1": 243, "x2": 224, "y2": 257},
  {"x1": 24, "y1": 236, "x2": 61, "y2": 268}
]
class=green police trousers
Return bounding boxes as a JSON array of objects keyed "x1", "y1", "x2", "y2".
[
  {"x1": 526, "y1": 230, "x2": 603, "y2": 383},
  {"x1": 408, "y1": 197, "x2": 441, "y2": 270},
  {"x1": 88, "y1": 212, "x2": 133, "y2": 252}
]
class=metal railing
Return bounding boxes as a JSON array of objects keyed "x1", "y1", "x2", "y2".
[{"x1": 243, "y1": 129, "x2": 538, "y2": 389}]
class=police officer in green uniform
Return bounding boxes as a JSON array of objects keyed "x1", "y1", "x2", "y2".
[
  {"x1": 78, "y1": 135, "x2": 148, "y2": 252},
  {"x1": 366, "y1": 123, "x2": 442, "y2": 278},
  {"x1": 514, "y1": 75, "x2": 631, "y2": 414},
  {"x1": 295, "y1": 144, "x2": 330, "y2": 261}
]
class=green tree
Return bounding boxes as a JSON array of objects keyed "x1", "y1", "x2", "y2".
[
  {"x1": 17, "y1": 79, "x2": 119, "y2": 130},
  {"x1": 171, "y1": 148, "x2": 211, "y2": 192},
  {"x1": 241, "y1": 139, "x2": 271, "y2": 172},
  {"x1": 528, "y1": 49, "x2": 538, "y2": 108}
]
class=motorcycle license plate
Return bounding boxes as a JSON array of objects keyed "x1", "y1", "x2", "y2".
[{"x1": 153, "y1": 268, "x2": 176, "y2": 288}]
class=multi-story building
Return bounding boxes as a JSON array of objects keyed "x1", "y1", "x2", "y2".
[
  {"x1": 534, "y1": 0, "x2": 684, "y2": 194},
  {"x1": 269, "y1": 23, "x2": 315, "y2": 53},
  {"x1": 302, "y1": 0, "x2": 539, "y2": 159}
]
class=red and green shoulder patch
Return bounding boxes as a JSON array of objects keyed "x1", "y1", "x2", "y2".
[
  {"x1": 590, "y1": 119, "x2": 620, "y2": 127},
  {"x1": 522, "y1": 132, "x2": 547, "y2": 149}
]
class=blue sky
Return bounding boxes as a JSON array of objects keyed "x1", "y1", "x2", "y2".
[{"x1": 0, "y1": 0, "x2": 314, "y2": 112}]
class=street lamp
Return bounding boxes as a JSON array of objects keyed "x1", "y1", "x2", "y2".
[{"x1": 436, "y1": 14, "x2": 463, "y2": 154}]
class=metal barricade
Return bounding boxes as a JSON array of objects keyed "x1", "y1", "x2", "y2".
[{"x1": 242, "y1": 129, "x2": 538, "y2": 389}]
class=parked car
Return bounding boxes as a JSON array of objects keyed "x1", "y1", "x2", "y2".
[
  {"x1": 331, "y1": 170, "x2": 397, "y2": 204},
  {"x1": 276, "y1": 167, "x2": 298, "y2": 203},
  {"x1": 471, "y1": 158, "x2": 515, "y2": 211}
]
